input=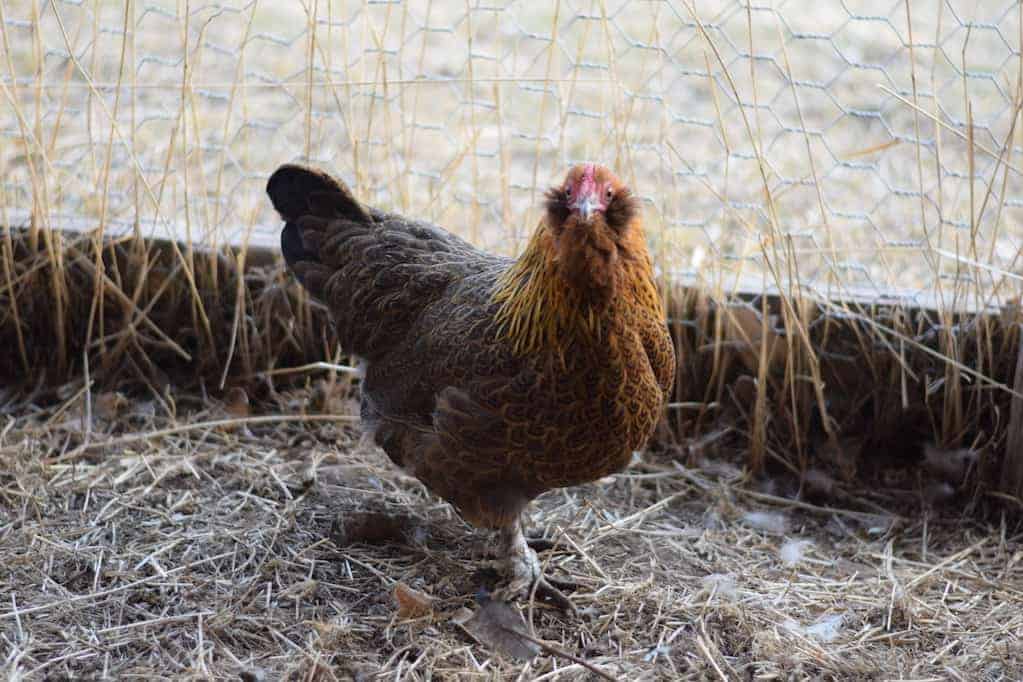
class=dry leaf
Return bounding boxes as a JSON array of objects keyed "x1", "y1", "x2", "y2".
[
  {"x1": 458, "y1": 597, "x2": 540, "y2": 661},
  {"x1": 802, "y1": 468, "x2": 836, "y2": 498},
  {"x1": 816, "y1": 436, "x2": 861, "y2": 481},
  {"x1": 93, "y1": 391, "x2": 128, "y2": 421},
  {"x1": 394, "y1": 582, "x2": 434, "y2": 619},
  {"x1": 224, "y1": 386, "x2": 250, "y2": 418},
  {"x1": 722, "y1": 303, "x2": 784, "y2": 373},
  {"x1": 281, "y1": 579, "x2": 319, "y2": 601}
]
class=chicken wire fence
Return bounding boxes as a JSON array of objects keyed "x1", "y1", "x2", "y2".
[{"x1": 3, "y1": 0, "x2": 1023, "y2": 308}]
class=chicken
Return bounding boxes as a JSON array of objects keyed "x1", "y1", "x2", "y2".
[{"x1": 267, "y1": 163, "x2": 675, "y2": 611}]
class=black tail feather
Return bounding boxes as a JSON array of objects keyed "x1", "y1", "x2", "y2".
[
  {"x1": 267, "y1": 164, "x2": 371, "y2": 224},
  {"x1": 269, "y1": 164, "x2": 374, "y2": 273}
]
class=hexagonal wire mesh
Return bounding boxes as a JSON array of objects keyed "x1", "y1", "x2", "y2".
[{"x1": 2, "y1": 0, "x2": 1022, "y2": 310}]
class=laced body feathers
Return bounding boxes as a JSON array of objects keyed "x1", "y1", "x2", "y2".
[{"x1": 269, "y1": 163, "x2": 675, "y2": 531}]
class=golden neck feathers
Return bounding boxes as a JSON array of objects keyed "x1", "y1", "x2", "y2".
[{"x1": 493, "y1": 218, "x2": 663, "y2": 355}]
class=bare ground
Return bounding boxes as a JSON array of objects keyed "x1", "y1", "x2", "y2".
[{"x1": 1, "y1": 386, "x2": 1021, "y2": 681}]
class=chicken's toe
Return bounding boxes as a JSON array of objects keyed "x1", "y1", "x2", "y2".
[
  {"x1": 527, "y1": 575, "x2": 578, "y2": 614},
  {"x1": 525, "y1": 534, "x2": 571, "y2": 553},
  {"x1": 492, "y1": 523, "x2": 577, "y2": 615}
]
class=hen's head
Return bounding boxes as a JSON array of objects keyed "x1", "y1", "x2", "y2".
[
  {"x1": 495, "y1": 164, "x2": 658, "y2": 352},
  {"x1": 545, "y1": 164, "x2": 637, "y2": 229},
  {"x1": 543, "y1": 164, "x2": 642, "y2": 298}
]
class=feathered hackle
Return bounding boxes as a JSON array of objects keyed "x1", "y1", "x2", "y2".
[
  {"x1": 492, "y1": 227, "x2": 601, "y2": 355},
  {"x1": 492, "y1": 216, "x2": 664, "y2": 356}
]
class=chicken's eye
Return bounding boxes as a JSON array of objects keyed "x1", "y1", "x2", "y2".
[
  {"x1": 605, "y1": 187, "x2": 614, "y2": 201},
  {"x1": 564, "y1": 187, "x2": 572, "y2": 200}
]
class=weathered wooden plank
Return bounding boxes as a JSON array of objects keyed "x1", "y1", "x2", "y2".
[
  {"x1": 12, "y1": 206, "x2": 998, "y2": 316},
  {"x1": 1004, "y1": 328, "x2": 1023, "y2": 497}
]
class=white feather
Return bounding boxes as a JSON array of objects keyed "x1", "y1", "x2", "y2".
[{"x1": 741, "y1": 510, "x2": 788, "y2": 534}]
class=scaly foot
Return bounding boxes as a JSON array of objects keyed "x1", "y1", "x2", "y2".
[{"x1": 491, "y1": 523, "x2": 577, "y2": 615}]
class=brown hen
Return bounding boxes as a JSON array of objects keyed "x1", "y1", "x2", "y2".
[{"x1": 268, "y1": 163, "x2": 675, "y2": 610}]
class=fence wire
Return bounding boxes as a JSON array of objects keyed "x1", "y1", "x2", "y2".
[{"x1": 2, "y1": 0, "x2": 1022, "y2": 307}]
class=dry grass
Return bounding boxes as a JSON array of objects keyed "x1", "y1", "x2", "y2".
[
  {"x1": 0, "y1": 226, "x2": 332, "y2": 393},
  {"x1": 665, "y1": 282, "x2": 1023, "y2": 504},
  {"x1": 1, "y1": 389, "x2": 1021, "y2": 680}
]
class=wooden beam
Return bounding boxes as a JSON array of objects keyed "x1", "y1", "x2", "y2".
[
  {"x1": 11, "y1": 205, "x2": 995, "y2": 316},
  {"x1": 1004, "y1": 326, "x2": 1023, "y2": 498}
]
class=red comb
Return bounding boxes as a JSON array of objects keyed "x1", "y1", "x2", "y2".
[{"x1": 576, "y1": 163, "x2": 597, "y2": 197}]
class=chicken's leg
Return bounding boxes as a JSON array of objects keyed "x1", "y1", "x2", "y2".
[{"x1": 492, "y1": 521, "x2": 576, "y2": 614}]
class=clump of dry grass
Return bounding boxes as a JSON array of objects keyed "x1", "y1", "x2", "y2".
[
  {"x1": 0, "y1": 225, "x2": 338, "y2": 397},
  {"x1": 1, "y1": 390, "x2": 1021, "y2": 679},
  {"x1": 664, "y1": 281, "x2": 1023, "y2": 508}
]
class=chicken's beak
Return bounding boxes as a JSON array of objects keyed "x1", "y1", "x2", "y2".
[{"x1": 573, "y1": 193, "x2": 599, "y2": 221}]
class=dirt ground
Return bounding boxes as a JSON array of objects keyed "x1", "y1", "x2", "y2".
[{"x1": 1, "y1": 386, "x2": 1020, "y2": 681}]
